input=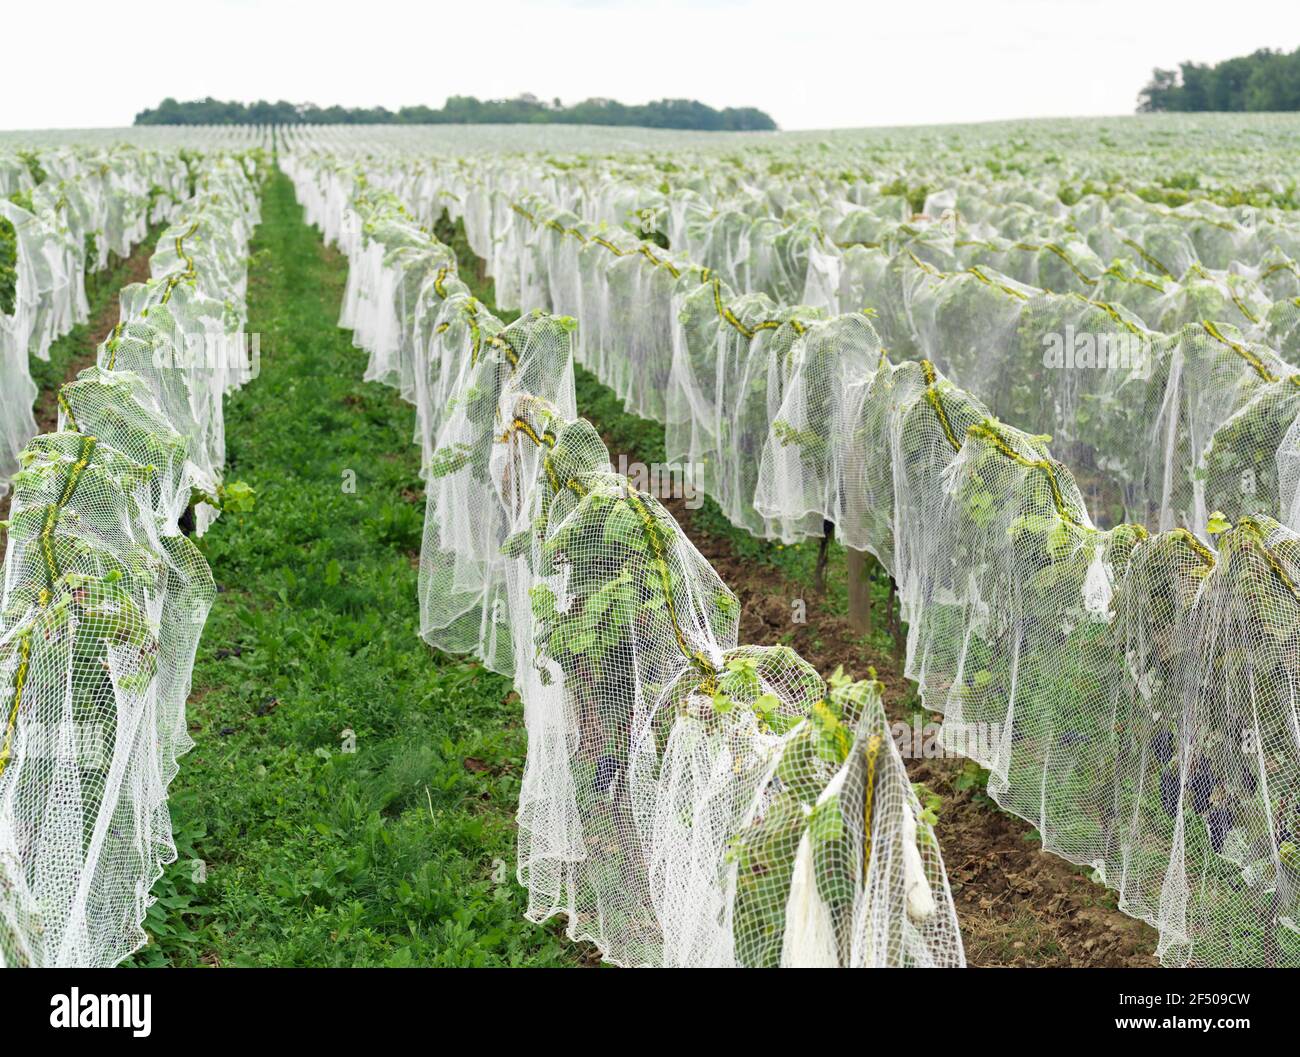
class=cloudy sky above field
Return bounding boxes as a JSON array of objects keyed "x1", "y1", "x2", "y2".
[{"x1": 4, "y1": 0, "x2": 1296, "y2": 130}]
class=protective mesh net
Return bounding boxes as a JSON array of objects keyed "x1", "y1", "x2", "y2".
[
  {"x1": 1, "y1": 147, "x2": 189, "y2": 499},
  {"x1": 301, "y1": 164, "x2": 966, "y2": 968},
  {"x1": 497, "y1": 193, "x2": 1300, "y2": 541},
  {"x1": 494, "y1": 378, "x2": 961, "y2": 968},
  {"x1": 281, "y1": 131, "x2": 1300, "y2": 966},
  {"x1": 418, "y1": 307, "x2": 577, "y2": 674},
  {"x1": 0, "y1": 152, "x2": 259, "y2": 967}
]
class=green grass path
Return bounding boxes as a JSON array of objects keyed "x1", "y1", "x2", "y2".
[{"x1": 131, "y1": 169, "x2": 577, "y2": 967}]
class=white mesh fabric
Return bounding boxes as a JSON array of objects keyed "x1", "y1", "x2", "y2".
[
  {"x1": 0, "y1": 151, "x2": 259, "y2": 967},
  {"x1": 0, "y1": 146, "x2": 196, "y2": 499},
  {"x1": 418, "y1": 309, "x2": 577, "y2": 674},
  {"x1": 492, "y1": 393, "x2": 963, "y2": 967},
  {"x1": 301, "y1": 168, "x2": 966, "y2": 968},
  {"x1": 456, "y1": 157, "x2": 1300, "y2": 966}
]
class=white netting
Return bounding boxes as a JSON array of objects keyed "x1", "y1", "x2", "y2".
[
  {"x1": 302, "y1": 167, "x2": 965, "y2": 968},
  {"x1": 281, "y1": 126, "x2": 1300, "y2": 966},
  {"x1": 0, "y1": 151, "x2": 260, "y2": 967},
  {"x1": 1, "y1": 147, "x2": 190, "y2": 499}
]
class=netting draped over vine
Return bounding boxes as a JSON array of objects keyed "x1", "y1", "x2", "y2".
[
  {"x1": 286, "y1": 135, "x2": 1300, "y2": 967},
  {"x1": 479, "y1": 185, "x2": 1300, "y2": 541},
  {"x1": 0, "y1": 154, "x2": 260, "y2": 968},
  {"x1": 286, "y1": 155, "x2": 966, "y2": 968},
  {"x1": 489, "y1": 189, "x2": 1300, "y2": 969},
  {"x1": 1, "y1": 147, "x2": 190, "y2": 500},
  {"x1": 286, "y1": 129, "x2": 1299, "y2": 549}
]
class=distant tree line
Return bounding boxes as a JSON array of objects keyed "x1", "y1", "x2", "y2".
[
  {"x1": 134, "y1": 94, "x2": 778, "y2": 131},
  {"x1": 1138, "y1": 46, "x2": 1300, "y2": 111}
]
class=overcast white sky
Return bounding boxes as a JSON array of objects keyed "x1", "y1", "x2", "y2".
[{"x1": 3, "y1": 0, "x2": 1296, "y2": 130}]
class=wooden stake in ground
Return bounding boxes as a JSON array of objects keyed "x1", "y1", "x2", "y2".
[
  {"x1": 846, "y1": 547, "x2": 874, "y2": 635},
  {"x1": 814, "y1": 518, "x2": 834, "y2": 592},
  {"x1": 887, "y1": 576, "x2": 903, "y2": 661}
]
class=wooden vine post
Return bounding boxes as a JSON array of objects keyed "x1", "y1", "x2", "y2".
[{"x1": 846, "y1": 547, "x2": 873, "y2": 635}]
